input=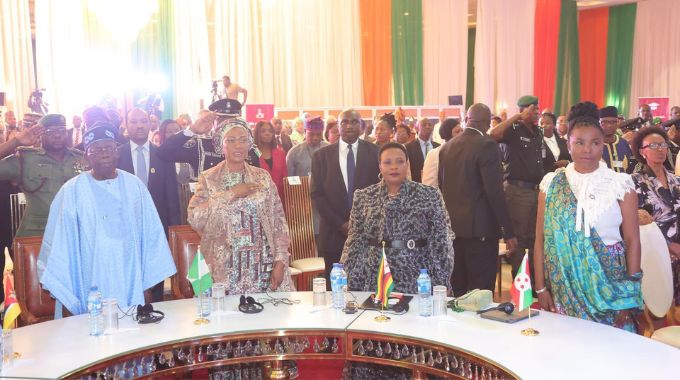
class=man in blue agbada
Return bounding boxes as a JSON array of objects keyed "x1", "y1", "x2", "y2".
[{"x1": 37, "y1": 122, "x2": 177, "y2": 315}]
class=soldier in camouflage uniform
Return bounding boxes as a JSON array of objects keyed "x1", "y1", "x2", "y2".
[{"x1": 0, "y1": 114, "x2": 86, "y2": 238}]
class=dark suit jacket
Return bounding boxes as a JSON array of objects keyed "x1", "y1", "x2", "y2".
[
  {"x1": 542, "y1": 136, "x2": 571, "y2": 173},
  {"x1": 117, "y1": 142, "x2": 181, "y2": 235},
  {"x1": 277, "y1": 133, "x2": 293, "y2": 153},
  {"x1": 310, "y1": 140, "x2": 380, "y2": 256},
  {"x1": 439, "y1": 129, "x2": 514, "y2": 240},
  {"x1": 406, "y1": 139, "x2": 440, "y2": 183}
]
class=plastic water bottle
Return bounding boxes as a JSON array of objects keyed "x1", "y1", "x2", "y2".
[
  {"x1": 198, "y1": 289, "x2": 211, "y2": 317},
  {"x1": 417, "y1": 269, "x2": 433, "y2": 317},
  {"x1": 87, "y1": 286, "x2": 104, "y2": 336},
  {"x1": 330, "y1": 263, "x2": 347, "y2": 309}
]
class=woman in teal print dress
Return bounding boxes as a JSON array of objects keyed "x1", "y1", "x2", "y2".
[{"x1": 533, "y1": 102, "x2": 643, "y2": 332}]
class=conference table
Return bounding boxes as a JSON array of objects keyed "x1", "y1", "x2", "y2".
[{"x1": 1, "y1": 292, "x2": 677, "y2": 379}]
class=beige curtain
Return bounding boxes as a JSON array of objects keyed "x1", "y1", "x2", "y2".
[
  {"x1": 171, "y1": 1, "x2": 210, "y2": 116},
  {"x1": 630, "y1": 0, "x2": 680, "y2": 117},
  {"x1": 35, "y1": 0, "x2": 133, "y2": 119},
  {"x1": 0, "y1": 0, "x2": 36, "y2": 117},
  {"x1": 209, "y1": 0, "x2": 363, "y2": 108},
  {"x1": 474, "y1": 0, "x2": 536, "y2": 115},
  {"x1": 422, "y1": 0, "x2": 468, "y2": 106}
]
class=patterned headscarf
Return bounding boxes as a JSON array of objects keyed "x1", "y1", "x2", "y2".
[{"x1": 213, "y1": 117, "x2": 252, "y2": 153}]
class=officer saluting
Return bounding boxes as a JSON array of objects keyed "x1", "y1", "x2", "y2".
[
  {"x1": 156, "y1": 99, "x2": 259, "y2": 179},
  {"x1": 0, "y1": 114, "x2": 86, "y2": 237}
]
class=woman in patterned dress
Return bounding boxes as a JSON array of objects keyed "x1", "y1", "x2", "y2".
[
  {"x1": 341, "y1": 142, "x2": 454, "y2": 294},
  {"x1": 341, "y1": 142, "x2": 454, "y2": 380},
  {"x1": 188, "y1": 118, "x2": 294, "y2": 294},
  {"x1": 630, "y1": 126, "x2": 680, "y2": 305},
  {"x1": 533, "y1": 102, "x2": 642, "y2": 332}
]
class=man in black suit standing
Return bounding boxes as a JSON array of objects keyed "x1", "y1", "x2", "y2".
[
  {"x1": 440, "y1": 103, "x2": 518, "y2": 296},
  {"x1": 540, "y1": 112, "x2": 570, "y2": 173},
  {"x1": 406, "y1": 117, "x2": 440, "y2": 183},
  {"x1": 118, "y1": 108, "x2": 181, "y2": 302},
  {"x1": 311, "y1": 109, "x2": 380, "y2": 281},
  {"x1": 271, "y1": 117, "x2": 293, "y2": 153}
]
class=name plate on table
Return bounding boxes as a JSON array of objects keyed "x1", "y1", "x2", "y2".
[
  {"x1": 287, "y1": 176, "x2": 302, "y2": 186},
  {"x1": 480, "y1": 308, "x2": 539, "y2": 324},
  {"x1": 188, "y1": 182, "x2": 198, "y2": 193},
  {"x1": 359, "y1": 293, "x2": 413, "y2": 312}
]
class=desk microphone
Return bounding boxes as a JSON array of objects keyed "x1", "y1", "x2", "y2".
[{"x1": 477, "y1": 302, "x2": 514, "y2": 315}]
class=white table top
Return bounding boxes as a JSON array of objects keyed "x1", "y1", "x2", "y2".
[
  {"x1": 1, "y1": 292, "x2": 678, "y2": 379},
  {"x1": 349, "y1": 300, "x2": 680, "y2": 380}
]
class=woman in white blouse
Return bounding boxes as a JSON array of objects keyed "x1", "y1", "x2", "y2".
[{"x1": 533, "y1": 102, "x2": 643, "y2": 332}]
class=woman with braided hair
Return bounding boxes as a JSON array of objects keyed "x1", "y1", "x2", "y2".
[{"x1": 533, "y1": 102, "x2": 643, "y2": 332}]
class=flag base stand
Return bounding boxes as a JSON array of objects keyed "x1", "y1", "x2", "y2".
[
  {"x1": 520, "y1": 327, "x2": 539, "y2": 336},
  {"x1": 194, "y1": 317, "x2": 210, "y2": 325},
  {"x1": 374, "y1": 315, "x2": 391, "y2": 322}
]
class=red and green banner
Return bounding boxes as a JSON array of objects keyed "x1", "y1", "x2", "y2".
[{"x1": 578, "y1": 3, "x2": 637, "y2": 114}]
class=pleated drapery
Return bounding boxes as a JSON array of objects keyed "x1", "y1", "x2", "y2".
[
  {"x1": 631, "y1": 0, "x2": 680, "y2": 117},
  {"x1": 0, "y1": 0, "x2": 35, "y2": 118},
  {"x1": 359, "y1": 0, "x2": 393, "y2": 106},
  {"x1": 604, "y1": 3, "x2": 637, "y2": 116},
  {"x1": 552, "y1": 0, "x2": 580, "y2": 116},
  {"x1": 422, "y1": 0, "x2": 467, "y2": 106},
  {"x1": 474, "y1": 0, "x2": 535, "y2": 115},
  {"x1": 391, "y1": 0, "x2": 423, "y2": 106},
  {"x1": 533, "y1": 0, "x2": 561, "y2": 112},
  {"x1": 578, "y1": 7, "x2": 609, "y2": 108}
]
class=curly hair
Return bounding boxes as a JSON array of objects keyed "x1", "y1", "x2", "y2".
[
  {"x1": 567, "y1": 101, "x2": 602, "y2": 137},
  {"x1": 631, "y1": 125, "x2": 669, "y2": 165}
]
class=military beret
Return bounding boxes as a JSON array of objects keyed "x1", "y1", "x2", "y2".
[
  {"x1": 517, "y1": 95, "x2": 539, "y2": 107},
  {"x1": 599, "y1": 106, "x2": 618, "y2": 119},
  {"x1": 83, "y1": 121, "x2": 118, "y2": 151},
  {"x1": 38, "y1": 114, "x2": 67, "y2": 130},
  {"x1": 209, "y1": 98, "x2": 242, "y2": 117}
]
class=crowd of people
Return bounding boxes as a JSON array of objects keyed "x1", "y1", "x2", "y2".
[{"x1": 1, "y1": 85, "x2": 679, "y2": 337}]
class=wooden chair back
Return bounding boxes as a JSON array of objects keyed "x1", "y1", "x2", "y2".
[
  {"x1": 282, "y1": 176, "x2": 317, "y2": 261},
  {"x1": 10, "y1": 192, "x2": 26, "y2": 238},
  {"x1": 168, "y1": 225, "x2": 200, "y2": 299},
  {"x1": 13, "y1": 236, "x2": 55, "y2": 326}
]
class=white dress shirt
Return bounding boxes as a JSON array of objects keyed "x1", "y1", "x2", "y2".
[
  {"x1": 422, "y1": 145, "x2": 442, "y2": 187},
  {"x1": 418, "y1": 137, "x2": 433, "y2": 159},
  {"x1": 339, "y1": 139, "x2": 359, "y2": 191},
  {"x1": 130, "y1": 140, "x2": 151, "y2": 178},
  {"x1": 543, "y1": 134, "x2": 560, "y2": 161}
]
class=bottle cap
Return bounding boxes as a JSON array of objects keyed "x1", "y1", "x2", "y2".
[
  {"x1": 90, "y1": 285, "x2": 98, "y2": 291},
  {"x1": 420, "y1": 268, "x2": 428, "y2": 274}
]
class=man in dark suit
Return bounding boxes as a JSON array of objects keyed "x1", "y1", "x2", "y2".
[
  {"x1": 440, "y1": 103, "x2": 518, "y2": 296},
  {"x1": 272, "y1": 117, "x2": 293, "y2": 153},
  {"x1": 118, "y1": 108, "x2": 181, "y2": 302},
  {"x1": 540, "y1": 112, "x2": 570, "y2": 173},
  {"x1": 406, "y1": 117, "x2": 440, "y2": 183},
  {"x1": 311, "y1": 109, "x2": 380, "y2": 281}
]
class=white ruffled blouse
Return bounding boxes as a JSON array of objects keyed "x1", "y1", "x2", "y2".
[{"x1": 540, "y1": 161, "x2": 634, "y2": 245}]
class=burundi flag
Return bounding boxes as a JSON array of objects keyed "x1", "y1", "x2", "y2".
[
  {"x1": 3, "y1": 271, "x2": 21, "y2": 329},
  {"x1": 187, "y1": 248, "x2": 213, "y2": 296},
  {"x1": 375, "y1": 250, "x2": 395, "y2": 307},
  {"x1": 510, "y1": 253, "x2": 533, "y2": 311}
]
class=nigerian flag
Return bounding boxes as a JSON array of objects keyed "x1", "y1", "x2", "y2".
[
  {"x1": 187, "y1": 248, "x2": 213, "y2": 295},
  {"x1": 510, "y1": 253, "x2": 533, "y2": 311}
]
